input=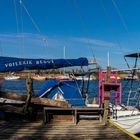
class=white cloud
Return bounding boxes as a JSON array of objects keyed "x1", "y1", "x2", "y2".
[{"x1": 71, "y1": 37, "x2": 117, "y2": 47}]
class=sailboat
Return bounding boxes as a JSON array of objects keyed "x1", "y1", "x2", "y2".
[
  {"x1": 124, "y1": 74, "x2": 139, "y2": 80},
  {"x1": 32, "y1": 70, "x2": 46, "y2": 81},
  {"x1": 4, "y1": 75, "x2": 20, "y2": 80},
  {"x1": 111, "y1": 105, "x2": 140, "y2": 134},
  {"x1": 0, "y1": 57, "x2": 88, "y2": 72},
  {"x1": 37, "y1": 52, "x2": 140, "y2": 135},
  {"x1": 55, "y1": 46, "x2": 72, "y2": 81},
  {"x1": 4, "y1": 72, "x2": 20, "y2": 80},
  {"x1": 0, "y1": 56, "x2": 88, "y2": 105},
  {"x1": 32, "y1": 75, "x2": 46, "y2": 81},
  {"x1": 55, "y1": 75, "x2": 71, "y2": 80},
  {"x1": 110, "y1": 53, "x2": 140, "y2": 134}
]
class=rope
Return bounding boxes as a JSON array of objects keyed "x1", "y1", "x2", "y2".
[
  {"x1": 19, "y1": 0, "x2": 25, "y2": 57},
  {"x1": 111, "y1": 0, "x2": 130, "y2": 35},
  {"x1": 123, "y1": 56, "x2": 130, "y2": 69},
  {"x1": 100, "y1": 0, "x2": 126, "y2": 68},
  {"x1": 72, "y1": 0, "x2": 96, "y2": 61},
  {"x1": 19, "y1": 0, "x2": 41, "y2": 34},
  {"x1": 19, "y1": 0, "x2": 48, "y2": 47},
  {"x1": 13, "y1": 0, "x2": 19, "y2": 33}
]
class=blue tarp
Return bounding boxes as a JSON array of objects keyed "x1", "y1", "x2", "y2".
[
  {"x1": 36, "y1": 79, "x2": 85, "y2": 106},
  {"x1": 0, "y1": 56, "x2": 88, "y2": 72}
]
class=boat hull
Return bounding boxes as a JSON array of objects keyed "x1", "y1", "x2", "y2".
[
  {"x1": 32, "y1": 76, "x2": 46, "y2": 81},
  {"x1": 111, "y1": 112, "x2": 140, "y2": 134},
  {"x1": 4, "y1": 76, "x2": 20, "y2": 80}
]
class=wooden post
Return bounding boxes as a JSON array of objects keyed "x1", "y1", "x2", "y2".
[
  {"x1": 74, "y1": 109, "x2": 77, "y2": 125},
  {"x1": 103, "y1": 66, "x2": 111, "y2": 124},
  {"x1": 23, "y1": 74, "x2": 34, "y2": 114},
  {"x1": 43, "y1": 108, "x2": 46, "y2": 124}
]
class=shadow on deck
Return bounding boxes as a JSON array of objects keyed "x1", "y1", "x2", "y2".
[{"x1": 0, "y1": 118, "x2": 135, "y2": 140}]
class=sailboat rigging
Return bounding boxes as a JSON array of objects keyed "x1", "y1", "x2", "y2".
[{"x1": 109, "y1": 53, "x2": 140, "y2": 134}]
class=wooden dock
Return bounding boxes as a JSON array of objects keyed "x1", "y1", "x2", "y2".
[
  {"x1": 43, "y1": 107, "x2": 103, "y2": 125},
  {"x1": 0, "y1": 119, "x2": 136, "y2": 140}
]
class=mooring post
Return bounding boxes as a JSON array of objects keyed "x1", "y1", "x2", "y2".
[
  {"x1": 103, "y1": 66, "x2": 111, "y2": 124},
  {"x1": 23, "y1": 73, "x2": 33, "y2": 114}
]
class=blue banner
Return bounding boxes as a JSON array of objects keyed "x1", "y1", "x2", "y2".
[{"x1": 0, "y1": 56, "x2": 88, "y2": 72}]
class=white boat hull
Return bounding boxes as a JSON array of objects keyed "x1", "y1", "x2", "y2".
[
  {"x1": 32, "y1": 75, "x2": 46, "y2": 81},
  {"x1": 111, "y1": 110, "x2": 140, "y2": 134},
  {"x1": 4, "y1": 76, "x2": 20, "y2": 80}
]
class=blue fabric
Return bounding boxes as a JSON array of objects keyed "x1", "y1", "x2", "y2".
[
  {"x1": 36, "y1": 79, "x2": 85, "y2": 106},
  {"x1": 0, "y1": 56, "x2": 88, "y2": 72},
  {"x1": 36, "y1": 79, "x2": 59, "y2": 97}
]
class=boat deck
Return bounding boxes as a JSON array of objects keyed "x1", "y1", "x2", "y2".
[{"x1": 0, "y1": 120, "x2": 135, "y2": 140}]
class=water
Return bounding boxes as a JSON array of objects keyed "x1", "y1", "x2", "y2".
[{"x1": 1, "y1": 80, "x2": 46, "y2": 95}]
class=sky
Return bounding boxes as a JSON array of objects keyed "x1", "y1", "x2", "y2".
[{"x1": 0, "y1": 0, "x2": 140, "y2": 69}]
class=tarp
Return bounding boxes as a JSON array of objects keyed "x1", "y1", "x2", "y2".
[
  {"x1": 0, "y1": 56, "x2": 88, "y2": 72},
  {"x1": 36, "y1": 79, "x2": 85, "y2": 106}
]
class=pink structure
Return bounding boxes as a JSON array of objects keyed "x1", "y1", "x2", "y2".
[{"x1": 98, "y1": 70, "x2": 122, "y2": 106}]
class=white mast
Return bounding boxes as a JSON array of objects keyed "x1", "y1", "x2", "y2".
[
  {"x1": 64, "y1": 46, "x2": 66, "y2": 59},
  {"x1": 107, "y1": 51, "x2": 110, "y2": 67},
  {"x1": 63, "y1": 46, "x2": 66, "y2": 74}
]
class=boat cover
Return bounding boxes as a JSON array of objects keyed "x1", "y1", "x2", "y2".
[
  {"x1": 0, "y1": 56, "x2": 88, "y2": 72},
  {"x1": 36, "y1": 79, "x2": 85, "y2": 106}
]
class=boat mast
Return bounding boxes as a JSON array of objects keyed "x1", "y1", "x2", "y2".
[
  {"x1": 107, "y1": 51, "x2": 110, "y2": 67},
  {"x1": 63, "y1": 46, "x2": 66, "y2": 74}
]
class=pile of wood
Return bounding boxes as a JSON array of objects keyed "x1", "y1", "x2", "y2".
[
  {"x1": 0, "y1": 91, "x2": 71, "y2": 115},
  {"x1": 0, "y1": 91, "x2": 71, "y2": 107}
]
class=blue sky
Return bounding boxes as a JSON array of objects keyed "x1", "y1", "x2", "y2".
[{"x1": 0, "y1": 0, "x2": 140, "y2": 68}]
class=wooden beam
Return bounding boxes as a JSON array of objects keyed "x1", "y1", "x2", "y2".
[
  {"x1": 0, "y1": 92, "x2": 71, "y2": 108},
  {"x1": 23, "y1": 76, "x2": 33, "y2": 114},
  {"x1": 31, "y1": 97, "x2": 71, "y2": 108}
]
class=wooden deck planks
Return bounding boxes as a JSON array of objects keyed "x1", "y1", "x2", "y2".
[{"x1": 0, "y1": 120, "x2": 135, "y2": 140}]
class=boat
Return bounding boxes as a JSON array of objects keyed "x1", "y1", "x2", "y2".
[
  {"x1": 71, "y1": 71, "x2": 95, "y2": 81},
  {"x1": 124, "y1": 74, "x2": 139, "y2": 80},
  {"x1": 110, "y1": 53, "x2": 140, "y2": 134},
  {"x1": 0, "y1": 56, "x2": 88, "y2": 112},
  {"x1": 4, "y1": 75, "x2": 20, "y2": 80},
  {"x1": 111, "y1": 105, "x2": 140, "y2": 134},
  {"x1": 36, "y1": 56, "x2": 140, "y2": 135},
  {"x1": 55, "y1": 75, "x2": 71, "y2": 81},
  {"x1": 32, "y1": 75, "x2": 46, "y2": 81},
  {"x1": 74, "y1": 75, "x2": 92, "y2": 81},
  {"x1": 0, "y1": 56, "x2": 88, "y2": 72},
  {"x1": 36, "y1": 79, "x2": 84, "y2": 106}
]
